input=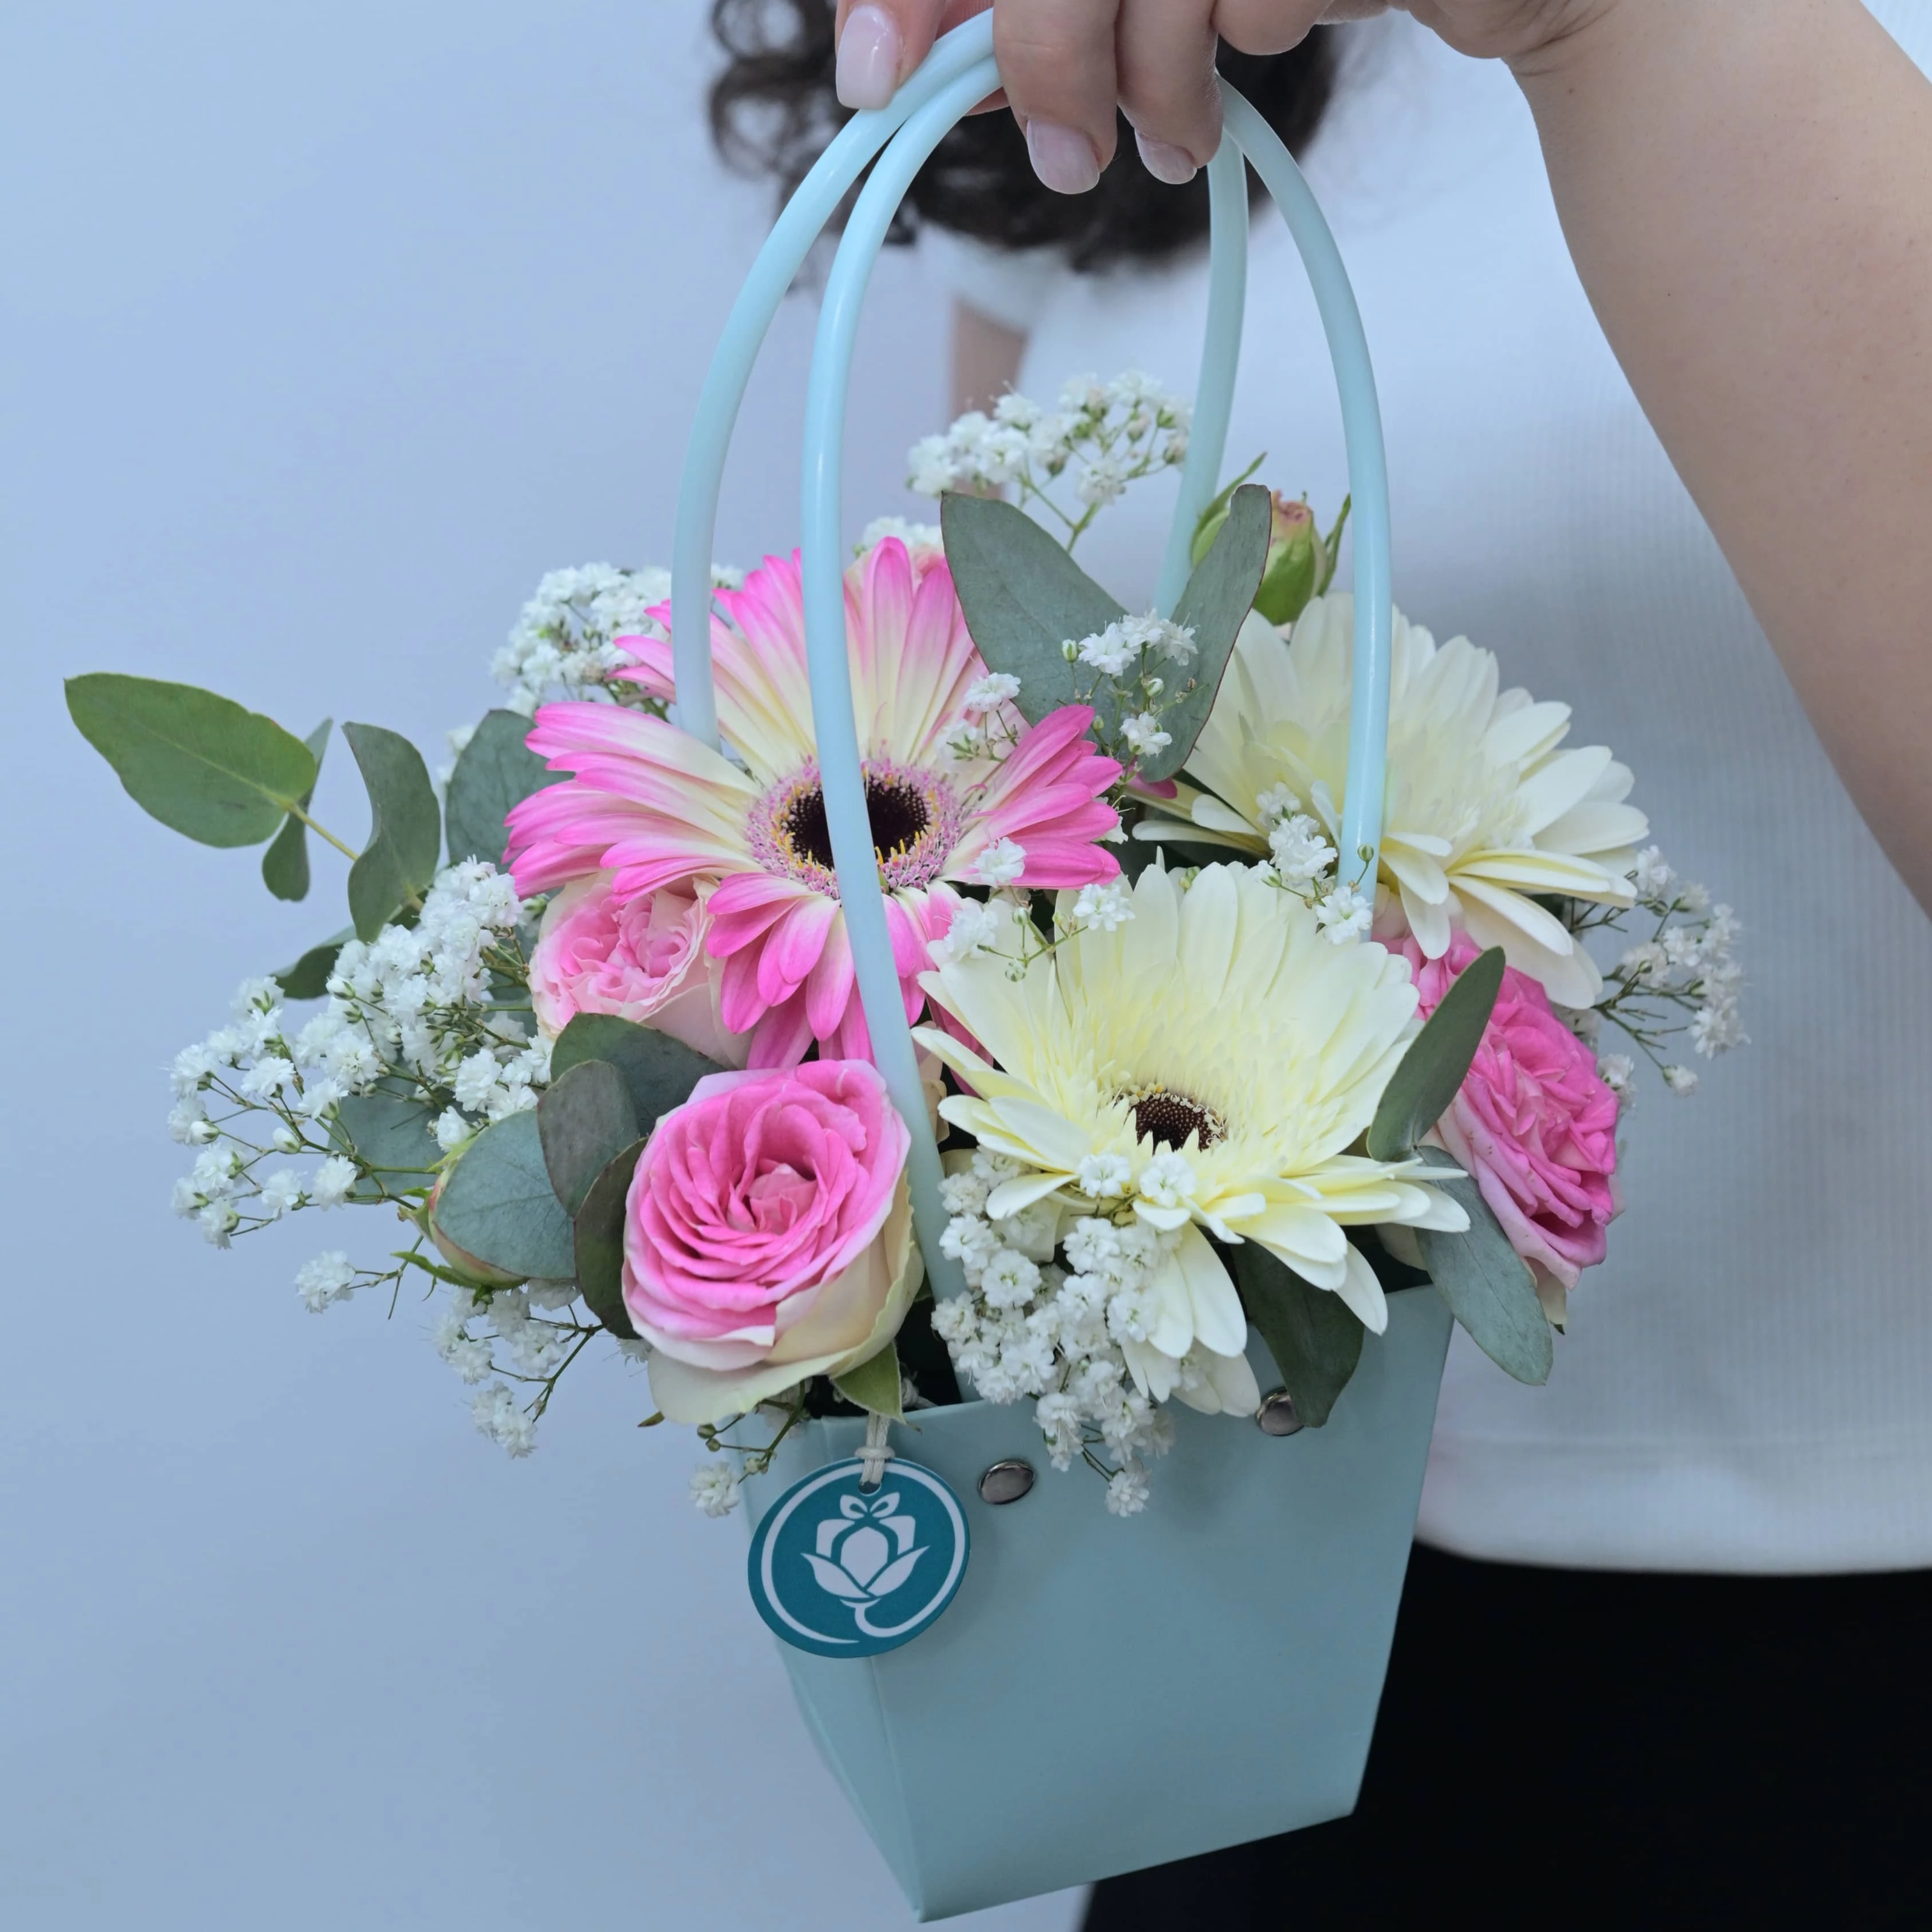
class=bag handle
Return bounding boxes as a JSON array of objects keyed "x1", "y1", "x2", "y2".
[{"x1": 671, "y1": 11, "x2": 1392, "y2": 1299}]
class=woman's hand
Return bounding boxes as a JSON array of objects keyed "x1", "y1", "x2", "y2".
[{"x1": 833, "y1": 2, "x2": 1615, "y2": 191}]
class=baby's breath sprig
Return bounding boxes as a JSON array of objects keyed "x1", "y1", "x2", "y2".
[
  {"x1": 909, "y1": 373, "x2": 1191, "y2": 554},
  {"x1": 488, "y1": 560, "x2": 745, "y2": 719},
  {"x1": 1560, "y1": 846, "x2": 1745, "y2": 1100}
]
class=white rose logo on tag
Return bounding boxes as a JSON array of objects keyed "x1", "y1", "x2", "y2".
[{"x1": 747, "y1": 1459, "x2": 970, "y2": 1658}]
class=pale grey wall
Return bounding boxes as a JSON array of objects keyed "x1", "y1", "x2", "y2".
[{"x1": 0, "y1": 5, "x2": 1079, "y2": 1926}]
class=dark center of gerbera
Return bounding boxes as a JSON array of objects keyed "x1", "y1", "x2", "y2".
[
  {"x1": 752, "y1": 757, "x2": 963, "y2": 896},
  {"x1": 1121, "y1": 1084, "x2": 1227, "y2": 1151},
  {"x1": 783, "y1": 772, "x2": 932, "y2": 872}
]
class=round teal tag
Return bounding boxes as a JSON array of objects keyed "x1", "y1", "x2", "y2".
[{"x1": 748, "y1": 1457, "x2": 969, "y2": 1658}]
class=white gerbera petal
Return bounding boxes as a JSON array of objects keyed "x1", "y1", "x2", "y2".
[
  {"x1": 1401, "y1": 883, "x2": 1455, "y2": 959},
  {"x1": 1189, "y1": 794, "x2": 1259, "y2": 837},
  {"x1": 1335, "y1": 1243, "x2": 1390, "y2": 1336},
  {"x1": 1514, "y1": 745, "x2": 1614, "y2": 835},
  {"x1": 1534, "y1": 800, "x2": 1652, "y2": 857},
  {"x1": 1383, "y1": 842, "x2": 1451, "y2": 906},
  {"x1": 1143, "y1": 594, "x2": 1649, "y2": 1003},
  {"x1": 1175, "y1": 1222, "x2": 1249, "y2": 1358}
]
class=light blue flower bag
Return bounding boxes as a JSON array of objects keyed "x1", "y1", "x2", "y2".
[{"x1": 673, "y1": 15, "x2": 1449, "y2": 1919}]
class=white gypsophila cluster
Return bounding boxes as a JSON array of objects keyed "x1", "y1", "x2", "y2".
[
  {"x1": 492, "y1": 563, "x2": 669, "y2": 714},
  {"x1": 931, "y1": 1149, "x2": 1191, "y2": 1515},
  {"x1": 1582, "y1": 845, "x2": 1745, "y2": 1097},
  {"x1": 930, "y1": 883, "x2": 1135, "y2": 985},
  {"x1": 431, "y1": 1279, "x2": 645, "y2": 1458},
  {"x1": 689, "y1": 1460, "x2": 744, "y2": 1518},
  {"x1": 490, "y1": 561, "x2": 745, "y2": 717},
  {"x1": 908, "y1": 373, "x2": 1190, "y2": 550},
  {"x1": 1251, "y1": 781, "x2": 1372, "y2": 945},
  {"x1": 167, "y1": 860, "x2": 542, "y2": 1273},
  {"x1": 857, "y1": 516, "x2": 943, "y2": 559}
]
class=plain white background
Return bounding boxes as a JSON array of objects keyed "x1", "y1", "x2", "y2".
[{"x1": 0, "y1": 4, "x2": 1081, "y2": 1926}]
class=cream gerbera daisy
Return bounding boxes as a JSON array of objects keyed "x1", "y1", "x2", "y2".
[
  {"x1": 1137, "y1": 595, "x2": 1649, "y2": 1006},
  {"x1": 912, "y1": 863, "x2": 1467, "y2": 1370}
]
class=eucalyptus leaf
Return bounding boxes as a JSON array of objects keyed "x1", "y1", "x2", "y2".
[
  {"x1": 66, "y1": 673, "x2": 318, "y2": 848},
  {"x1": 537, "y1": 1059, "x2": 640, "y2": 1216},
  {"x1": 1234, "y1": 1241, "x2": 1365, "y2": 1428},
  {"x1": 434, "y1": 1109, "x2": 575, "y2": 1281},
  {"x1": 1366, "y1": 947, "x2": 1506, "y2": 1162},
  {"x1": 331, "y1": 1084, "x2": 441, "y2": 1203},
  {"x1": 551, "y1": 1013, "x2": 724, "y2": 1131},
  {"x1": 832, "y1": 1340, "x2": 904, "y2": 1420},
  {"x1": 445, "y1": 708, "x2": 562, "y2": 867},
  {"x1": 343, "y1": 722, "x2": 441, "y2": 941},
  {"x1": 1136, "y1": 484, "x2": 1273, "y2": 783},
  {"x1": 572, "y1": 1137, "x2": 644, "y2": 1340},
  {"x1": 260, "y1": 720, "x2": 332, "y2": 902},
  {"x1": 940, "y1": 492, "x2": 1123, "y2": 724},
  {"x1": 1188, "y1": 453, "x2": 1268, "y2": 566},
  {"x1": 1416, "y1": 1160, "x2": 1553, "y2": 1386},
  {"x1": 274, "y1": 927, "x2": 354, "y2": 1001}
]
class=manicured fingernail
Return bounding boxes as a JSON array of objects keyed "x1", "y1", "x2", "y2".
[
  {"x1": 1135, "y1": 131, "x2": 1199, "y2": 185},
  {"x1": 836, "y1": 5, "x2": 901, "y2": 110},
  {"x1": 1025, "y1": 121, "x2": 1101, "y2": 195}
]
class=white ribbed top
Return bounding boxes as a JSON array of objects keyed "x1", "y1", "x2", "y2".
[{"x1": 921, "y1": 3, "x2": 1932, "y2": 1572}]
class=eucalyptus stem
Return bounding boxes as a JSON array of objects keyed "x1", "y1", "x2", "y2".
[{"x1": 286, "y1": 803, "x2": 361, "y2": 863}]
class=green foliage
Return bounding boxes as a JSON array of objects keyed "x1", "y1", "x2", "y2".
[
  {"x1": 939, "y1": 493, "x2": 1124, "y2": 723},
  {"x1": 331, "y1": 1085, "x2": 441, "y2": 1202},
  {"x1": 832, "y1": 1340, "x2": 904, "y2": 1420},
  {"x1": 434, "y1": 1109, "x2": 575, "y2": 1281},
  {"x1": 1188, "y1": 454, "x2": 1267, "y2": 565},
  {"x1": 1136, "y1": 483, "x2": 1272, "y2": 783},
  {"x1": 550, "y1": 1013, "x2": 722, "y2": 1133},
  {"x1": 571, "y1": 1138, "x2": 645, "y2": 1340},
  {"x1": 65, "y1": 673, "x2": 318, "y2": 848},
  {"x1": 274, "y1": 928, "x2": 353, "y2": 1001},
  {"x1": 1367, "y1": 947, "x2": 1506, "y2": 1161},
  {"x1": 536, "y1": 1059, "x2": 639, "y2": 1216},
  {"x1": 1234, "y1": 1241, "x2": 1365, "y2": 1428},
  {"x1": 342, "y1": 722, "x2": 440, "y2": 941},
  {"x1": 445, "y1": 708, "x2": 561, "y2": 868},
  {"x1": 1321, "y1": 495, "x2": 1351, "y2": 596},
  {"x1": 1415, "y1": 1157, "x2": 1554, "y2": 1386},
  {"x1": 260, "y1": 720, "x2": 332, "y2": 902}
]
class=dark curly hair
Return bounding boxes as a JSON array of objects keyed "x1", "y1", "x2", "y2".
[{"x1": 709, "y1": 2, "x2": 1339, "y2": 272}]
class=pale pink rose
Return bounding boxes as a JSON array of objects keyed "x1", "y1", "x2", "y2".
[
  {"x1": 530, "y1": 873, "x2": 748, "y2": 1068},
  {"x1": 627, "y1": 1060, "x2": 920, "y2": 1424},
  {"x1": 1402, "y1": 933, "x2": 1619, "y2": 1294}
]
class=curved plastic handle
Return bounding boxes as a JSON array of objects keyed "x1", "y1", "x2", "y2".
[{"x1": 673, "y1": 11, "x2": 1393, "y2": 1299}]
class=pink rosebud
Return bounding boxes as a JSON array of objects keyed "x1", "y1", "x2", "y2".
[
  {"x1": 530, "y1": 873, "x2": 749, "y2": 1068},
  {"x1": 1402, "y1": 934, "x2": 1620, "y2": 1298},
  {"x1": 626, "y1": 1060, "x2": 920, "y2": 1424}
]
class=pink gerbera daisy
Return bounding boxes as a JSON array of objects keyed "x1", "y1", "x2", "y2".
[{"x1": 505, "y1": 538, "x2": 1123, "y2": 1065}]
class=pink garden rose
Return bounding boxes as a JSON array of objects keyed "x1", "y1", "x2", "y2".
[
  {"x1": 530, "y1": 873, "x2": 749, "y2": 1068},
  {"x1": 626, "y1": 1059, "x2": 920, "y2": 1424},
  {"x1": 1402, "y1": 933, "x2": 1620, "y2": 1297}
]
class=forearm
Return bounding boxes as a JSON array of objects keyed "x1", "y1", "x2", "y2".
[
  {"x1": 951, "y1": 299, "x2": 1029, "y2": 415},
  {"x1": 1514, "y1": 0, "x2": 1932, "y2": 905}
]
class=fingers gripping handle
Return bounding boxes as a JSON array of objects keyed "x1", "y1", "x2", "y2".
[{"x1": 672, "y1": 11, "x2": 1393, "y2": 1301}]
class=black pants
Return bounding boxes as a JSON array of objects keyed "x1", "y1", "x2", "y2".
[{"x1": 1084, "y1": 1545, "x2": 1932, "y2": 1926}]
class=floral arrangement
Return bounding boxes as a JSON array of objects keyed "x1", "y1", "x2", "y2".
[{"x1": 68, "y1": 371, "x2": 1741, "y2": 1515}]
